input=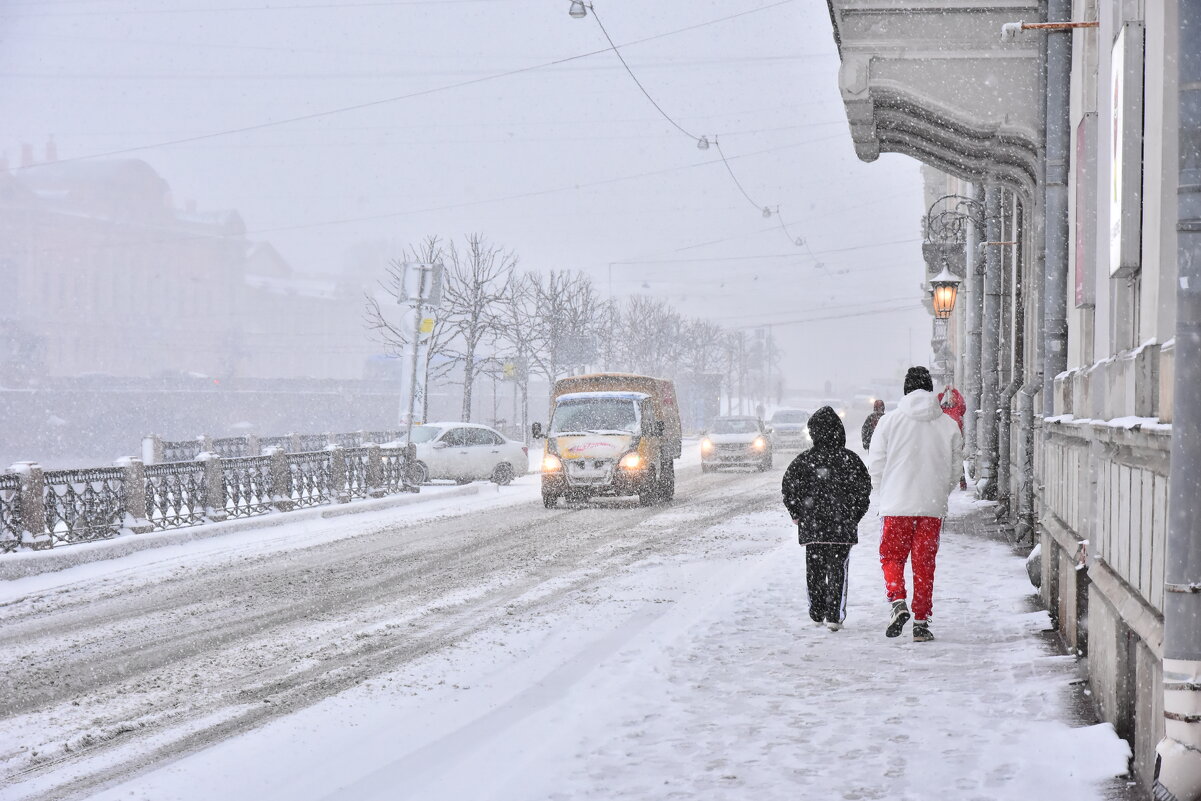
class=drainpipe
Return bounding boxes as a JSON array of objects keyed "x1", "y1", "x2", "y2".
[
  {"x1": 977, "y1": 184, "x2": 1003, "y2": 500},
  {"x1": 1153, "y1": 4, "x2": 1201, "y2": 800},
  {"x1": 964, "y1": 183, "x2": 985, "y2": 478},
  {"x1": 997, "y1": 203, "x2": 1025, "y2": 522},
  {"x1": 1043, "y1": 0, "x2": 1072, "y2": 416}
]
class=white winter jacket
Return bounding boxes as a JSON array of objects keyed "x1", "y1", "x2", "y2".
[{"x1": 867, "y1": 390, "x2": 964, "y2": 518}]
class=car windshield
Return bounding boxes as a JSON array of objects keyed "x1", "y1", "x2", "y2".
[
  {"x1": 712, "y1": 419, "x2": 759, "y2": 434},
  {"x1": 771, "y1": 411, "x2": 810, "y2": 424},
  {"x1": 551, "y1": 398, "x2": 639, "y2": 434},
  {"x1": 408, "y1": 425, "x2": 442, "y2": 443}
]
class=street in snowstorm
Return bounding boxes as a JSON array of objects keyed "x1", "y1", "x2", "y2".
[
  {"x1": 0, "y1": 459, "x2": 1128, "y2": 801},
  {"x1": 3, "y1": 0, "x2": 1200, "y2": 799}
]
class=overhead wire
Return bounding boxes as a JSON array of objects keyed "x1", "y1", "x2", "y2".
[{"x1": 11, "y1": 0, "x2": 795, "y2": 170}]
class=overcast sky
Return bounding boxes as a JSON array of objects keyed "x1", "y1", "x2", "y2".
[{"x1": 1, "y1": 0, "x2": 931, "y2": 395}]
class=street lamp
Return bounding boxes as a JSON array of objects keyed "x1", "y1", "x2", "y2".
[
  {"x1": 569, "y1": 0, "x2": 588, "y2": 18},
  {"x1": 930, "y1": 266, "x2": 961, "y2": 319}
]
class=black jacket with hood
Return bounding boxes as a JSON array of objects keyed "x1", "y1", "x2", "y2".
[{"x1": 781, "y1": 406, "x2": 873, "y2": 546}]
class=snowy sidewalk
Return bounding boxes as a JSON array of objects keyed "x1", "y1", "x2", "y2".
[{"x1": 91, "y1": 488, "x2": 1131, "y2": 801}]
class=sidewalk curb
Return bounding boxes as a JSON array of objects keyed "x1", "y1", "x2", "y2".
[{"x1": 0, "y1": 484, "x2": 485, "y2": 582}]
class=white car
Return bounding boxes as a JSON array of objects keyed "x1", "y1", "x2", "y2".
[
  {"x1": 768, "y1": 408, "x2": 813, "y2": 451},
  {"x1": 403, "y1": 422, "x2": 528, "y2": 485}
]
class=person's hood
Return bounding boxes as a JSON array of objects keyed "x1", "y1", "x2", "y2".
[
  {"x1": 873, "y1": 399, "x2": 886, "y2": 413},
  {"x1": 807, "y1": 406, "x2": 846, "y2": 449},
  {"x1": 897, "y1": 389, "x2": 945, "y2": 421}
]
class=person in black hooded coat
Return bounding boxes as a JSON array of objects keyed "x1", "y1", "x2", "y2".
[{"x1": 781, "y1": 406, "x2": 873, "y2": 630}]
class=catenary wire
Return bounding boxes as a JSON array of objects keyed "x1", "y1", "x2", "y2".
[{"x1": 10, "y1": 0, "x2": 795, "y2": 169}]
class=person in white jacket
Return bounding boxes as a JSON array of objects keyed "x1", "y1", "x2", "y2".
[{"x1": 867, "y1": 366, "x2": 964, "y2": 642}]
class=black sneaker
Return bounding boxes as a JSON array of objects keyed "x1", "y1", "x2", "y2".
[
  {"x1": 912, "y1": 621, "x2": 934, "y2": 642},
  {"x1": 885, "y1": 600, "x2": 910, "y2": 638}
]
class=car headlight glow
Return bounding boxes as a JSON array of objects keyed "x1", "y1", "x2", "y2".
[
  {"x1": 542, "y1": 454, "x2": 563, "y2": 472},
  {"x1": 752, "y1": 436, "x2": 767, "y2": 450},
  {"x1": 619, "y1": 451, "x2": 642, "y2": 469},
  {"x1": 700, "y1": 438, "x2": 714, "y2": 453},
  {"x1": 837, "y1": 410, "x2": 846, "y2": 419}
]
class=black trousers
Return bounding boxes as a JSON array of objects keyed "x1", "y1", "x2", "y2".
[{"x1": 805, "y1": 543, "x2": 853, "y2": 624}]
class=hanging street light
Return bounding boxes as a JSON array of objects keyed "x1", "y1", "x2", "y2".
[
  {"x1": 569, "y1": 0, "x2": 588, "y2": 19},
  {"x1": 930, "y1": 265, "x2": 962, "y2": 319},
  {"x1": 696, "y1": 135, "x2": 710, "y2": 151}
]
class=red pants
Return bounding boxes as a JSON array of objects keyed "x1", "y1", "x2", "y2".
[{"x1": 880, "y1": 516, "x2": 942, "y2": 621}]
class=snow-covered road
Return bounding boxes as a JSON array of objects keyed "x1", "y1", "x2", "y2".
[{"x1": 2, "y1": 462, "x2": 1129, "y2": 800}]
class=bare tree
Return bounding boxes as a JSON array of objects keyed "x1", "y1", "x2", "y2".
[
  {"x1": 680, "y1": 317, "x2": 726, "y2": 375},
  {"x1": 530, "y1": 270, "x2": 604, "y2": 380},
  {"x1": 492, "y1": 272, "x2": 540, "y2": 436},
  {"x1": 441, "y1": 234, "x2": 517, "y2": 421},
  {"x1": 613, "y1": 295, "x2": 686, "y2": 377},
  {"x1": 364, "y1": 235, "x2": 455, "y2": 420}
]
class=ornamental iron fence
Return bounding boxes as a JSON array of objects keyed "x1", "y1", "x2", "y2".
[
  {"x1": 145, "y1": 462, "x2": 207, "y2": 531},
  {"x1": 0, "y1": 473, "x2": 23, "y2": 552},
  {"x1": 286, "y1": 451, "x2": 333, "y2": 508},
  {"x1": 221, "y1": 455, "x2": 274, "y2": 518},
  {"x1": 43, "y1": 467, "x2": 126, "y2": 545},
  {"x1": 162, "y1": 438, "x2": 204, "y2": 463},
  {"x1": 4, "y1": 430, "x2": 425, "y2": 555},
  {"x1": 342, "y1": 447, "x2": 371, "y2": 500}
]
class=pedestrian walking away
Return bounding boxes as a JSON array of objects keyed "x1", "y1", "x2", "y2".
[
  {"x1": 781, "y1": 406, "x2": 872, "y2": 631},
  {"x1": 938, "y1": 385, "x2": 968, "y2": 489},
  {"x1": 860, "y1": 398, "x2": 886, "y2": 450},
  {"x1": 867, "y1": 366, "x2": 963, "y2": 642}
]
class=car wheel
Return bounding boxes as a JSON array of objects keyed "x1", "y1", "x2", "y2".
[
  {"x1": 406, "y1": 461, "x2": 430, "y2": 485},
  {"x1": 542, "y1": 490, "x2": 559, "y2": 508},
  {"x1": 491, "y1": 463, "x2": 514, "y2": 485},
  {"x1": 701, "y1": 463, "x2": 713, "y2": 474},
  {"x1": 638, "y1": 469, "x2": 658, "y2": 506}
]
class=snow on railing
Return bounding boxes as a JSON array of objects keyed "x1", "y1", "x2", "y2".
[
  {"x1": 43, "y1": 467, "x2": 126, "y2": 546},
  {"x1": 285, "y1": 451, "x2": 333, "y2": 509},
  {"x1": 2, "y1": 436, "x2": 421, "y2": 555},
  {"x1": 144, "y1": 461, "x2": 207, "y2": 531},
  {"x1": 0, "y1": 473, "x2": 23, "y2": 552}
]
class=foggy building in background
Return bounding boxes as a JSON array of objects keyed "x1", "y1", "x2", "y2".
[{"x1": 0, "y1": 143, "x2": 378, "y2": 383}]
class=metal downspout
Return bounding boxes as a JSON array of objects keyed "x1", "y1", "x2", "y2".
[
  {"x1": 1020, "y1": 0, "x2": 1064, "y2": 547},
  {"x1": 978, "y1": 184, "x2": 1004, "y2": 500},
  {"x1": 1154, "y1": 4, "x2": 1201, "y2": 799},
  {"x1": 1043, "y1": 0, "x2": 1072, "y2": 413},
  {"x1": 965, "y1": 183, "x2": 985, "y2": 478},
  {"x1": 997, "y1": 205, "x2": 1025, "y2": 522}
]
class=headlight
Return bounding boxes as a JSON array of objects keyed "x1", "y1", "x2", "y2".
[
  {"x1": 752, "y1": 436, "x2": 767, "y2": 450},
  {"x1": 700, "y1": 438, "x2": 714, "y2": 453},
  {"x1": 542, "y1": 454, "x2": 563, "y2": 472},
  {"x1": 837, "y1": 410, "x2": 846, "y2": 419},
  {"x1": 619, "y1": 452, "x2": 642, "y2": 469}
]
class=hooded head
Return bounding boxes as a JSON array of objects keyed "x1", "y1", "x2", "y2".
[
  {"x1": 873, "y1": 399, "x2": 885, "y2": 413},
  {"x1": 903, "y1": 366, "x2": 934, "y2": 395},
  {"x1": 807, "y1": 406, "x2": 846, "y2": 449}
]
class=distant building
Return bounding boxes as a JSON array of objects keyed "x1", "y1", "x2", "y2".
[{"x1": 0, "y1": 143, "x2": 378, "y2": 381}]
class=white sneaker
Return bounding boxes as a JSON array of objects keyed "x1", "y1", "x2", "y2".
[{"x1": 826, "y1": 620, "x2": 843, "y2": 632}]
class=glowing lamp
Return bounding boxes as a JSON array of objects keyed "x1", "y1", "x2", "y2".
[{"x1": 930, "y1": 266, "x2": 962, "y2": 320}]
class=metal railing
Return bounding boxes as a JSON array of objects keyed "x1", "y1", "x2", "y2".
[
  {"x1": 2, "y1": 435, "x2": 422, "y2": 555},
  {"x1": 0, "y1": 473, "x2": 23, "y2": 552},
  {"x1": 145, "y1": 461, "x2": 207, "y2": 531},
  {"x1": 43, "y1": 467, "x2": 126, "y2": 546},
  {"x1": 221, "y1": 455, "x2": 274, "y2": 519},
  {"x1": 285, "y1": 451, "x2": 332, "y2": 509}
]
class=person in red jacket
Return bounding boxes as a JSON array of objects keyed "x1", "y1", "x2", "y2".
[
  {"x1": 938, "y1": 386, "x2": 967, "y2": 489},
  {"x1": 938, "y1": 385, "x2": 966, "y2": 432}
]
